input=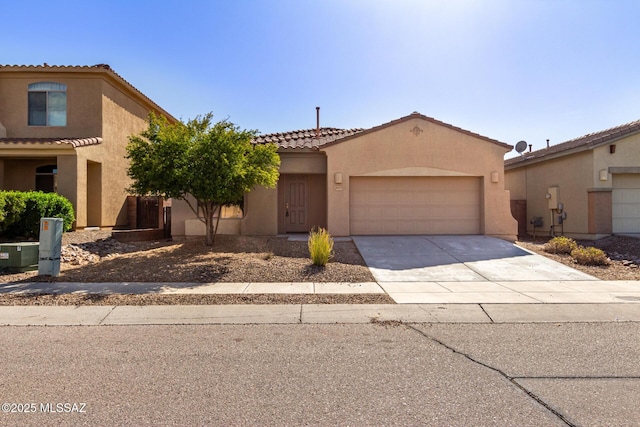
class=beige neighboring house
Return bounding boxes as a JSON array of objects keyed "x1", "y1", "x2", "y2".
[
  {"x1": 0, "y1": 64, "x2": 175, "y2": 229},
  {"x1": 172, "y1": 112, "x2": 517, "y2": 241},
  {"x1": 505, "y1": 119, "x2": 640, "y2": 239}
]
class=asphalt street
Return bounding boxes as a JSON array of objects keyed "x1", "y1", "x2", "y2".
[{"x1": 1, "y1": 322, "x2": 638, "y2": 426}]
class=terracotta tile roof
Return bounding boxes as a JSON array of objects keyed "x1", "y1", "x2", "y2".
[
  {"x1": 253, "y1": 112, "x2": 511, "y2": 151},
  {"x1": 0, "y1": 137, "x2": 103, "y2": 148},
  {"x1": 0, "y1": 64, "x2": 176, "y2": 122},
  {"x1": 505, "y1": 119, "x2": 640, "y2": 168},
  {"x1": 253, "y1": 128, "x2": 365, "y2": 149}
]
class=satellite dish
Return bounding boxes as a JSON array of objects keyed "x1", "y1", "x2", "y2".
[{"x1": 515, "y1": 140, "x2": 527, "y2": 154}]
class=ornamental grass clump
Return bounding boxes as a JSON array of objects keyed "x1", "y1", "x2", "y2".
[
  {"x1": 571, "y1": 246, "x2": 610, "y2": 266},
  {"x1": 544, "y1": 236, "x2": 578, "y2": 255},
  {"x1": 308, "y1": 227, "x2": 334, "y2": 266}
]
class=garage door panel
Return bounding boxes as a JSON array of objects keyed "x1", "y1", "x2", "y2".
[
  {"x1": 612, "y1": 174, "x2": 640, "y2": 233},
  {"x1": 448, "y1": 206, "x2": 480, "y2": 220},
  {"x1": 620, "y1": 205, "x2": 640, "y2": 217},
  {"x1": 350, "y1": 176, "x2": 481, "y2": 235},
  {"x1": 613, "y1": 189, "x2": 640, "y2": 204}
]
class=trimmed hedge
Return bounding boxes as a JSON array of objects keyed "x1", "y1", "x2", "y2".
[{"x1": 0, "y1": 191, "x2": 75, "y2": 238}]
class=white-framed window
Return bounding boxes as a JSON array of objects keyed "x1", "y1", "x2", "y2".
[{"x1": 28, "y1": 82, "x2": 67, "y2": 126}]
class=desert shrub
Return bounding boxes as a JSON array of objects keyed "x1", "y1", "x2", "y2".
[
  {"x1": 308, "y1": 227, "x2": 334, "y2": 266},
  {"x1": 0, "y1": 191, "x2": 27, "y2": 234},
  {"x1": 1, "y1": 191, "x2": 75, "y2": 238},
  {"x1": 571, "y1": 246, "x2": 610, "y2": 266},
  {"x1": 544, "y1": 236, "x2": 578, "y2": 254}
]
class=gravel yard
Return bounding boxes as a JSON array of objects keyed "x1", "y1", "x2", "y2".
[
  {"x1": 517, "y1": 235, "x2": 640, "y2": 280},
  {"x1": 1, "y1": 230, "x2": 638, "y2": 305},
  {"x1": 0, "y1": 230, "x2": 388, "y2": 305}
]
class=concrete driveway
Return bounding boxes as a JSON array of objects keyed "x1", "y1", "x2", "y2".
[{"x1": 352, "y1": 235, "x2": 597, "y2": 282}]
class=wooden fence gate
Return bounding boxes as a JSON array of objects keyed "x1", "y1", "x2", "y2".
[{"x1": 136, "y1": 196, "x2": 162, "y2": 229}]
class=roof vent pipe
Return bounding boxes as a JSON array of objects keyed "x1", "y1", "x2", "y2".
[
  {"x1": 546, "y1": 139, "x2": 550, "y2": 148},
  {"x1": 529, "y1": 144, "x2": 532, "y2": 153},
  {"x1": 315, "y1": 107, "x2": 320, "y2": 138}
]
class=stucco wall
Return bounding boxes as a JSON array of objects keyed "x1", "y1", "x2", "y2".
[
  {"x1": 171, "y1": 151, "x2": 325, "y2": 238},
  {"x1": 278, "y1": 151, "x2": 326, "y2": 174},
  {"x1": 505, "y1": 132, "x2": 640, "y2": 238},
  {"x1": 241, "y1": 185, "x2": 278, "y2": 235},
  {"x1": 0, "y1": 73, "x2": 102, "y2": 138},
  {"x1": 322, "y1": 116, "x2": 517, "y2": 239},
  {"x1": 504, "y1": 167, "x2": 526, "y2": 200},
  {"x1": 97, "y1": 80, "x2": 153, "y2": 227},
  {"x1": 3, "y1": 158, "x2": 58, "y2": 190},
  {"x1": 171, "y1": 195, "x2": 246, "y2": 237},
  {"x1": 593, "y1": 133, "x2": 640, "y2": 184},
  {"x1": 506, "y1": 151, "x2": 594, "y2": 237}
]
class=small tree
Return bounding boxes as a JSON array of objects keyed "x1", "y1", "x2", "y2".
[{"x1": 127, "y1": 113, "x2": 280, "y2": 245}]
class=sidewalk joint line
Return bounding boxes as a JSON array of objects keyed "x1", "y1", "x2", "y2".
[
  {"x1": 98, "y1": 306, "x2": 117, "y2": 325},
  {"x1": 479, "y1": 304, "x2": 495, "y2": 323},
  {"x1": 407, "y1": 325, "x2": 576, "y2": 427}
]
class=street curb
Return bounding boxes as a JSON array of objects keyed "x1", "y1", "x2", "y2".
[{"x1": 1, "y1": 303, "x2": 639, "y2": 326}]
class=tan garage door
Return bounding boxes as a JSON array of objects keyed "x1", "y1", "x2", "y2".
[
  {"x1": 350, "y1": 176, "x2": 481, "y2": 235},
  {"x1": 613, "y1": 174, "x2": 640, "y2": 233}
]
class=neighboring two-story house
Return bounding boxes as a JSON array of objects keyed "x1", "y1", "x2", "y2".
[{"x1": 0, "y1": 64, "x2": 174, "y2": 229}]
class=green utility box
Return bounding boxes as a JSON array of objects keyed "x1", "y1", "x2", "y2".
[{"x1": 0, "y1": 242, "x2": 40, "y2": 272}]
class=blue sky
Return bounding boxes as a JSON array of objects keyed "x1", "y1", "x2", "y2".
[{"x1": 2, "y1": 0, "x2": 639, "y2": 157}]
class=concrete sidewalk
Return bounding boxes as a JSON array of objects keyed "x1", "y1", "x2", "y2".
[
  {"x1": 0, "y1": 281, "x2": 385, "y2": 295},
  {"x1": 1, "y1": 303, "x2": 640, "y2": 326},
  {"x1": 2, "y1": 279, "x2": 640, "y2": 304}
]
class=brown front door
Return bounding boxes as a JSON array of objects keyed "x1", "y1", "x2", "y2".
[{"x1": 285, "y1": 175, "x2": 309, "y2": 233}]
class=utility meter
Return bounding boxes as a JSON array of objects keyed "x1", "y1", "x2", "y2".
[{"x1": 38, "y1": 218, "x2": 63, "y2": 276}]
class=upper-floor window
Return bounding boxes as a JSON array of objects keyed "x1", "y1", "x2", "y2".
[{"x1": 28, "y1": 82, "x2": 67, "y2": 126}]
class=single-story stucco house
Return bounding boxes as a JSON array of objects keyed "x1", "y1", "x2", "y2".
[
  {"x1": 505, "y1": 119, "x2": 640, "y2": 239},
  {"x1": 172, "y1": 112, "x2": 518, "y2": 241},
  {"x1": 0, "y1": 64, "x2": 175, "y2": 229}
]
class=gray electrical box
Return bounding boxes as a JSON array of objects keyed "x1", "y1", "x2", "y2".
[
  {"x1": 0, "y1": 242, "x2": 40, "y2": 272},
  {"x1": 38, "y1": 217, "x2": 63, "y2": 276}
]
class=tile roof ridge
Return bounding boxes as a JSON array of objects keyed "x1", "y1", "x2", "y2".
[
  {"x1": 257, "y1": 127, "x2": 364, "y2": 137},
  {"x1": 563, "y1": 118, "x2": 640, "y2": 144},
  {"x1": 0, "y1": 64, "x2": 112, "y2": 69},
  {"x1": 507, "y1": 118, "x2": 640, "y2": 162},
  {"x1": 505, "y1": 117, "x2": 640, "y2": 166}
]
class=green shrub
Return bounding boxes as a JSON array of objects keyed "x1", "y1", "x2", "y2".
[
  {"x1": 0, "y1": 191, "x2": 74, "y2": 238},
  {"x1": 308, "y1": 227, "x2": 334, "y2": 266},
  {"x1": 570, "y1": 246, "x2": 610, "y2": 266},
  {"x1": 0, "y1": 191, "x2": 27, "y2": 234},
  {"x1": 544, "y1": 236, "x2": 578, "y2": 254}
]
